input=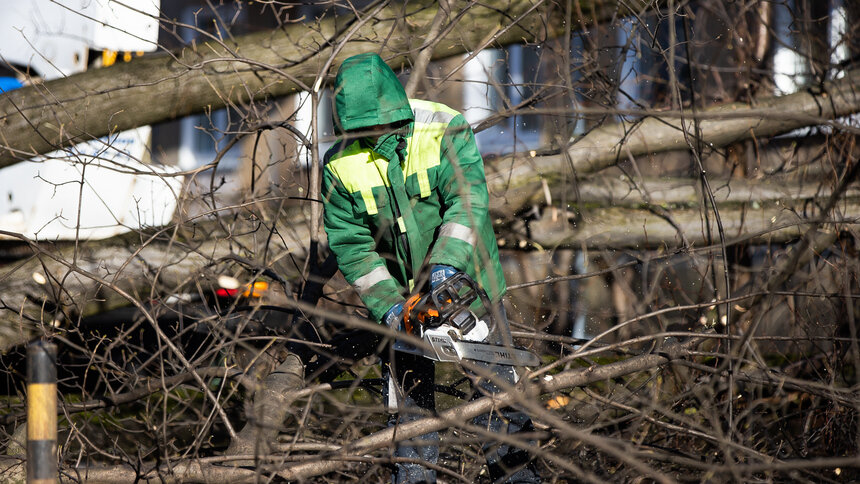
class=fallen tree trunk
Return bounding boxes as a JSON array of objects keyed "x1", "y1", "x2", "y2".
[
  {"x1": 0, "y1": 214, "x2": 310, "y2": 349},
  {"x1": 3, "y1": 178, "x2": 856, "y2": 348},
  {"x1": 486, "y1": 68, "x2": 860, "y2": 212},
  {"x1": 519, "y1": 197, "x2": 860, "y2": 249},
  {"x1": 498, "y1": 175, "x2": 860, "y2": 212},
  {"x1": 0, "y1": 0, "x2": 644, "y2": 167},
  {"x1": 62, "y1": 460, "x2": 260, "y2": 484}
]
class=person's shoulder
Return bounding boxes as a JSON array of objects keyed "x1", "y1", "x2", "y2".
[
  {"x1": 408, "y1": 99, "x2": 464, "y2": 125},
  {"x1": 324, "y1": 138, "x2": 363, "y2": 165}
]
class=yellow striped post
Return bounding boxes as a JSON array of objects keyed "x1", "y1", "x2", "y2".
[{"x1": 27, "y1": 342, "x2": 57, "y2": 484}]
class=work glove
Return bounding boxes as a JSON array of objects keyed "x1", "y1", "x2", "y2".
[
  {"x1": 383, "y1": 300, "x2": 405, "y2": 329},
  {"x1": 429, "y1": 264, "x2": 459, "y2": 289},
  {"x1": 383, "y1": 301, "x2": 416, "y2": 353}
]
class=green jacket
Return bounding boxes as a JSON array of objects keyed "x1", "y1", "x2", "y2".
[{"x1": 322, "y1": 53, "x2": 506, "y2": 322}]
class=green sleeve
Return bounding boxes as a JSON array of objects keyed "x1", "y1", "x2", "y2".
[
  {"x1": 322, "y1": 166, "x2": 406, "y2": 322},
  {"x1": 427, "y1": 115, "x2": 489, "y2": 271}
]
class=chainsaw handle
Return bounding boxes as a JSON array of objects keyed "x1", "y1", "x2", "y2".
[
  {"x1": 429, "y1": 272, "x2": 496, "y2": 327},
  {"x1": 403, "y1": 272, "x2": 497, "y2": 337}
]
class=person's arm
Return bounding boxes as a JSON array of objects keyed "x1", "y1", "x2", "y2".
[
  {"x1": 427, "y1": 114, "x2": 489, "y2": 271},
  {"x1": 322, "y1": 166, "x2": 406, "y2": 322}
]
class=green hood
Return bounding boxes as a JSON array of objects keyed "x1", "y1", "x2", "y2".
[{"x1": 332, "y1": 53, "x2": 414, "y2": 133}]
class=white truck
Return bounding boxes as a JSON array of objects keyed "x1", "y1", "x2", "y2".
[{"x1": 0, "y1": 0, "x2": 181, "y2": 241}]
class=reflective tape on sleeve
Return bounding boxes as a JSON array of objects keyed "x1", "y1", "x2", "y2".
[
  {"x1": 439, "y1": 222, "x2": 476, "y2": 246},
  {"x1": 397, "y1": 217, "x2": 406, "y2": 233},
  {"x1": 353, "y1": 266, "x2": 394, "y2": 294}
]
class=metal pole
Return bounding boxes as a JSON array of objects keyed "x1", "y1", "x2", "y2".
[{"x1": 27, "y1": 341, "x2": 57, "y2": 484}]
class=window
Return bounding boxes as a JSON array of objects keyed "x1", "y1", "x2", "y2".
[
  {"x1": 176, "y1": 4, "x2": 246, "y2": 171},
  {"x1": 462, "y1": 45, "x2": 544, "y2": 155}
]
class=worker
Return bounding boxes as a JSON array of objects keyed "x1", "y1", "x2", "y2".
[{"x1": 322, "y1": 52, "x2": 540, "y2": 484}]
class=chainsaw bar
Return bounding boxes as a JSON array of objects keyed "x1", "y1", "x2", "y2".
[{"x1": 423, "y1": 332, "x2": 540, "y2": 367}]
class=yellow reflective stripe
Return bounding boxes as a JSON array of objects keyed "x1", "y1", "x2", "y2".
[
  {"x1": 397, "y1": 217, "x2": 406, "y2": 233},
  {"x1": 404, "y1": 121, "x2": 444, "y2": 178},
  {"x1": 330, "y1": 154, "x2": 389, "y2": 192},
  {"x1": 404, "y1": 99, "x2": 459, "y2": 180},
  {"x1": 328, "y1": 144, "x2": 389, "y2": 214},
  {"x1": 328, "y1": 144, "x2": 390, "y2": 194},
  {"x1": 408, "y1": 279, "x2": 415, "y2": 291},
  {"x1": 417, "y1": 169, "x2": 431, "y2": 197},
  {"x1": 326, "y1": 139, "x2": 365, "y2": 162},
  {"x1": 329, "y1": 100, "x2": 463, "y2": 211},
  {"x1": 361, "y1": 189, "x2": 378, "y2": 215}
]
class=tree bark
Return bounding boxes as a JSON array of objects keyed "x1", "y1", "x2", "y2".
[
  {"x1": 486, "y1": 68, "x2": 860, "y2": 211},
  {"x1": 0, "y1": 0, "x2": 645, "y2": 167},
  {"x1": 0, "y1": 458, "x2": 24, "y2": 484},
  {"x1": 3, "y1": 174, "x2": 856, "y2": 348},
  {"x1": 519, "y1": 198, "x2": 860, "y2": 250},
  {"x1": 0, "y1": 214, "x2": 310, "y2": 350},
  {"x1": 494, "y1": 175, "x2": 860, "y2": 212},
  {"x1": 63, "y1": 461, "x2": 261, "y2": 484},
  {"x1": 224, "y1": 353, "x2": 304, "y2": 463}
]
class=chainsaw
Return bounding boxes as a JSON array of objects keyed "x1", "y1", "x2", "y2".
[{"x1": 398, "y1": 272, "x2": 540, "y2": 367}]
